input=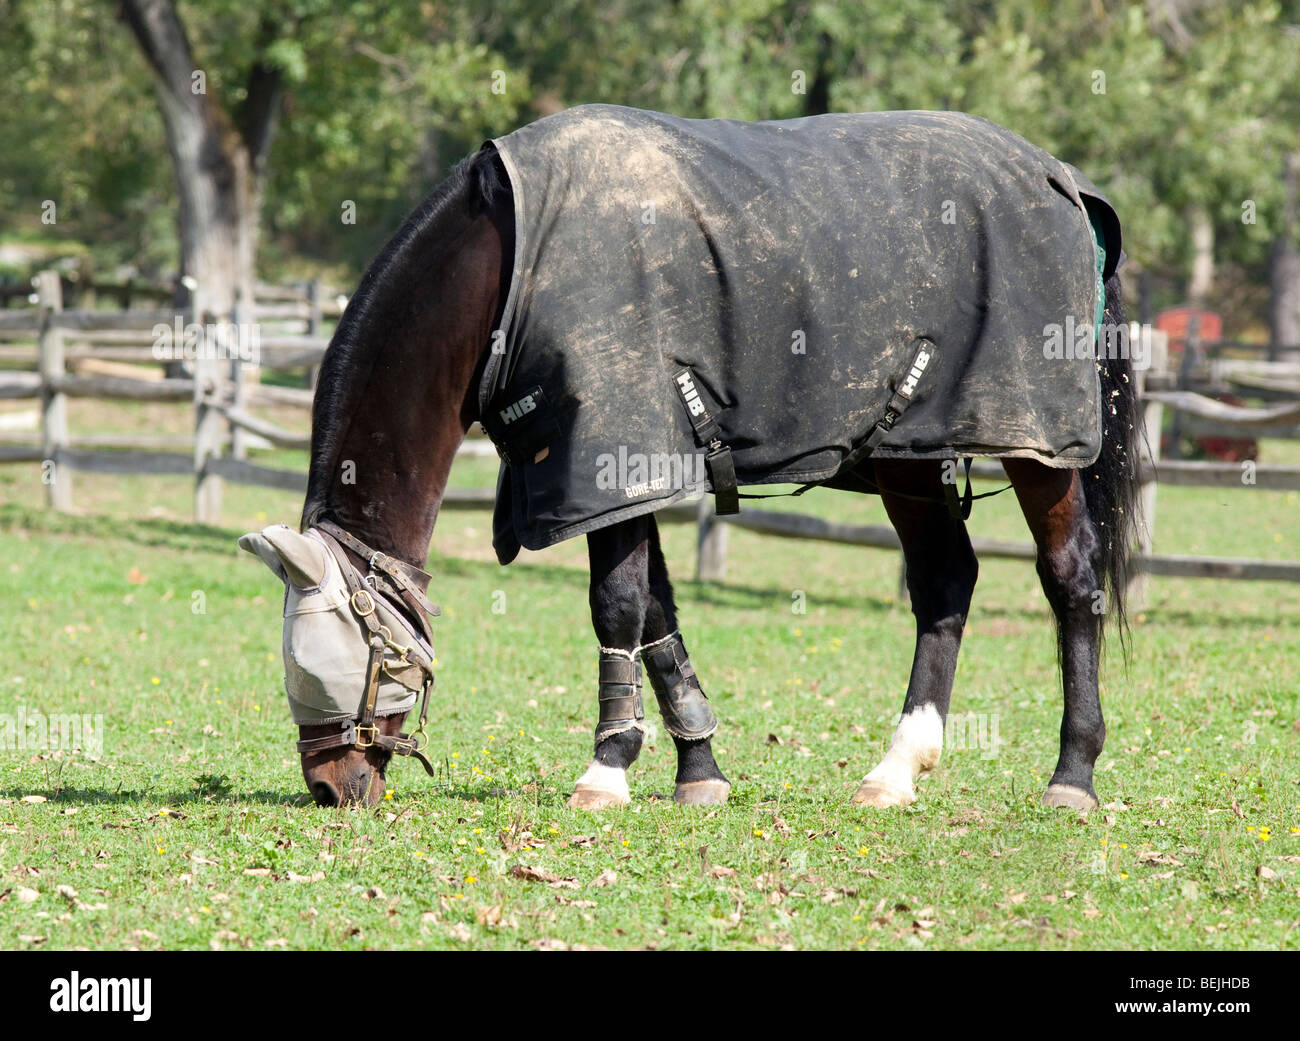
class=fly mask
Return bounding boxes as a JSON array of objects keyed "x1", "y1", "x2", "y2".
[{"x1": 238, "y1": 521, "x2": 439, "y2": 773}]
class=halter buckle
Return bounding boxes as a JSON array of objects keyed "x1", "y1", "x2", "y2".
[
  {"x1": 350, "y1": 589, "x2": 376, "y2": 617},
  {"x1": 354, "y1": 724, "x2": 378, "y2": 749}
]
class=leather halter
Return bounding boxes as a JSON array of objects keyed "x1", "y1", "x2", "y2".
[{"x1": 295, "y1": 521, "x2": 439, "y2": 775}]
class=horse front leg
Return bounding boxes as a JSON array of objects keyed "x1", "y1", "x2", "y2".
[
  {"x1": 568, "y1": 518, "x2": 652, "y2": 809},
  {"x1": 640, "y1": 520, "x2": 729, "y2": 805},
  {"x1": 854, "y1": 461, "x2": 978, "y2": 808}
]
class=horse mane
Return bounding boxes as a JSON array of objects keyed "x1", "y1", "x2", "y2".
[{"x1": 301, "y1": 146, "x2": 508, "y2": 532}]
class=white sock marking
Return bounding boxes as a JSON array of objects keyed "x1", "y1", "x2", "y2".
[
  {"x1": 574, "y1": 760, "x2": 629, "y2": 801},
  {"x1": 863, "y1": 704, "x2": 944, "y2": 794}
]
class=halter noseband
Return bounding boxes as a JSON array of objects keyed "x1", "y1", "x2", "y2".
[{"x1": 294, "y1": 521, "x2": 439, "y2": 775}]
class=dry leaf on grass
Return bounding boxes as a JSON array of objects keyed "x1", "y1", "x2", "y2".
[
  {"x1": 589, "y1": 868, "x2": 617, "y2": 888},
  {"x1": 509, "y1": 864, "x2": 579, "y2": 888}
]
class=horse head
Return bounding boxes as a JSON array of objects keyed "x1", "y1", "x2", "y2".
[{"x1": 239, "y1": 524, "x2": 435, "y2": 807}]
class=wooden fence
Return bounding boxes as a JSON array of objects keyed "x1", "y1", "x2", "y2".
[{"x1": 1, "y1": 273, "x2": 1298, "y2": 593}]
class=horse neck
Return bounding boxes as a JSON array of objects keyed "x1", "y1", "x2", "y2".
[{"x1": 307, "y1": 209, "x2": 508, "y2": 567}]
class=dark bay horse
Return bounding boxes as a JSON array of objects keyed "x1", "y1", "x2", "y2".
[{"x1": 242, "y1": 113, "x2": 1139, "y2": 812}]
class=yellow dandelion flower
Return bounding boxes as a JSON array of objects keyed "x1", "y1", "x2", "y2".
[
  {"x1": 384, "y1": 790, "x2": 394, "y2": 800},
  {"x1": 465, "y1": 875, "x2": 476, "y2": 885}
]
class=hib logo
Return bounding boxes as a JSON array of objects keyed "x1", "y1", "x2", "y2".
[
  {"x1": 898, "y1": 347, "x2": 931, "y2": 398},
  {"x1": 675, "y1": 371, "x2": 706, "y2": 417},
  {"x1": 498, "y1": 393, "x2": 536, "y2": 425},
  {"x1": 49, "y1": 973, "x2": 151, "y2": 1021}
]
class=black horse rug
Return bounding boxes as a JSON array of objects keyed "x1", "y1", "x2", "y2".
[{"x1": 480, "y1": 104, "x2": 1121, "y2": 565}]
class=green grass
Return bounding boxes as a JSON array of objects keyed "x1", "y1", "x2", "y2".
[{"x1": 0, "y1": 435, "x2": 1297, "y2": 950}]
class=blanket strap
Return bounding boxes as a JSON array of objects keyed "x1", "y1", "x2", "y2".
[
  {"x1": 941, "y1": 458, "x2": 975, "y2": 521},
  {"x1": 673, "y1": 367, "x2": 739, "y2": 515}
]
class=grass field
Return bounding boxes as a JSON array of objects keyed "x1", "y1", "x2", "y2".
[{"x1": 0, "y1": 405, "x2": 1297, "y2": 950}]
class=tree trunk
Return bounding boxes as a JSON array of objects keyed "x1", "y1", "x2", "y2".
[
  {"x1": 118, "y1": 0, "x2": 280, "y2": 321},
  {"x1": 1186, "y1": 205, "x2": 1214, "y2": 307},
  {"x1": 1270, "y1": 152, "x2": 1300, "y2": 361}
]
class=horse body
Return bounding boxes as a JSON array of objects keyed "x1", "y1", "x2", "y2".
[{"x1": 242, "y1": 108, "x2": 1138, "y2": 811}]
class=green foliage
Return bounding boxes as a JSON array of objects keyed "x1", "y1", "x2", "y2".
[{"x1": 0, "y1": 0, "x2": 1296, "y2": 312}]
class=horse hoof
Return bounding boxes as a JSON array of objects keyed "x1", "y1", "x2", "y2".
[
  {"x1": 567, "y1": 785, "x2": 629, "y2": 810},
  {"x1": 1041, "y1": 783, "x2": 1098, "y2": 811},
  {"x1": 851, "y1": 780, "x2": 915, "y2": 808},
  {"x1": 673, "y1": 779, "x2": 731, "y2": 805}
]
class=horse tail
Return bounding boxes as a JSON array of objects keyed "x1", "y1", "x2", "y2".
[{"x1": 1081, "y1": 271, "x2": 1140, "y2": 648}]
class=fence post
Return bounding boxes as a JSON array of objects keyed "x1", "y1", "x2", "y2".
[
  {"x1": 1166, "y1": 314, "x2": 1199, "y2": 460},
  {"x1": 193, "y1": 293, "x2": 223, "y2": 524},
  {"x1": 1130, "y1": 324, "x2": 1168, "y2": 610},
  {"x1": 230, "y1": 296, "x2": 247, "y2": 461},
  {"x1": 306, "y1": 278, "x2": 322, "y2": 390},
  {"x1": 696, "y1": 496, "x2": 727, "y2": 581},
  {"x1": 37, "y1": 270, "x2": 71, "y2": 511}
]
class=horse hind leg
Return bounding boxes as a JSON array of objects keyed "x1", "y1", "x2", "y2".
[
  {"x1": 569, "y1": 519, "x2": 651, "y2": 810},
  {"x1": 1002, "y1": 459, "x2": 1105, "y2": 811},
  {"x1": 854, "y1": 460, "x2": 978, "y2": 808},
  {"x1": 641, "y1": 520, "x2": 730, "y2": 805}
]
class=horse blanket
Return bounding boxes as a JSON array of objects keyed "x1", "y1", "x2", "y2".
[{"x1": 481, "y1": 104, "x2": 1121, "y2": 565}]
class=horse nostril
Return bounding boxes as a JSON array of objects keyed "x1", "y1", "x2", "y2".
[{"x1": 310, "y1": 780, "x2": 340, "y2": 807}]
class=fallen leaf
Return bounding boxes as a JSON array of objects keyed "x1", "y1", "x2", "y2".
[
  {"x1": 15, "y1": 887, "x2": 39, "y2": 904},
  {"x1": 447, "y1": 923, "x2": 471, "y2": 942},
  {"x1": 708, "y1": 865, "x2": 736, "y2": 878},
  {"x1": 127, "y1": 566, "x2": 148, "y2": 584},
  {"x1": 589, "y1": 868, "x2": 617, "y2": 888},
  {"x1": 21, "y1": 795, "x2": 46, "y2": 804},
  {"x1": 287, "y1": 871, "x2": 325, "y2": 883}
]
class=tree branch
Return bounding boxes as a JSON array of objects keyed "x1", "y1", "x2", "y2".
[{"x1": 116, "y1": 0, "x2": 203, "y2": 112}]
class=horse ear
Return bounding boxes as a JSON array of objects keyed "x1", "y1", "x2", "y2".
[{"x1": 238, "y1": 525, "x2": 329, "y2": 589}]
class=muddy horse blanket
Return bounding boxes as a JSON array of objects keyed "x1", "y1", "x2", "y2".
[{"x1": 481, "y1": 104, "x2": 1121, "y2": 564}]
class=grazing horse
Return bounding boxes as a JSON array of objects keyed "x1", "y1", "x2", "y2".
[{"x1": 241, "y1": 105, "x2": 1138, "y2": 811}]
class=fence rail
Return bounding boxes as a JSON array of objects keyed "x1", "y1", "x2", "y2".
[{"x1": 1, "y1": 272, "x2": 1297, "y2": 591}]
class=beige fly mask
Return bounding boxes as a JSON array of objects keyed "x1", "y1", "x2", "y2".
[{"x1": 239, "y1": 525, "x2": 435, "y2": 725}]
